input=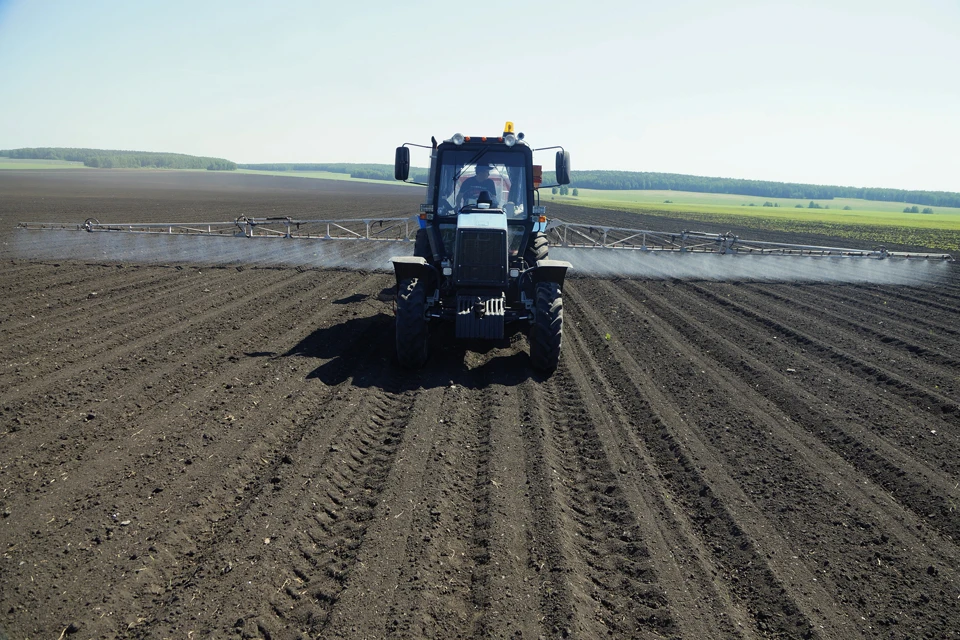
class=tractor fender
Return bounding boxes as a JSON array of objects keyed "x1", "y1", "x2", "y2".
[
  {"x1": 532, "y1": 259, "x2": 572, "y2": 288},
  {"x1": 391, "y1": 256, "x2": 438, "y2": 289}
]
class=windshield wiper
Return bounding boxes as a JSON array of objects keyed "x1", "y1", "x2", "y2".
[{"x1": 453, "y1": 149, "x2": 489, "y2": 183}]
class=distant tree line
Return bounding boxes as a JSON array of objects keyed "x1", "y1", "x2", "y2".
[
  {"x1": 539, "y1": 170, "x2": 960, "y2": 208},
  {"x1": 238, "y1": 162, "x2": 429, "y2": 182},
  {"x1": 39, "y1": 151, "x2": 945, "y2": 208},
  {"x1": 1, "y1": 147, "x2": 237, "y2": 171}
]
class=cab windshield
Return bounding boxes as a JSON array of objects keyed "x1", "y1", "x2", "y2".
[{"x1": 436, "y1": 150, "x2": 528, "y2": 219}]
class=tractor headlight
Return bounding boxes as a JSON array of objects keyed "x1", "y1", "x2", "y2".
[
  {"x1": 452, "y1": 133, "x2": 465, "y2": 146},
  {"x1": 504, "y1": 133, "x2": 517, "y2": 147}
]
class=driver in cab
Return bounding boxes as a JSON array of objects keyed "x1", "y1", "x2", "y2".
[{"x1": 457, "y1": 164, "x2": 498, "y2": 210}]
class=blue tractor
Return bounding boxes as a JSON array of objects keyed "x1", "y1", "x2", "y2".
[{"x1": 392, "y1": 122, "x2": 572, "y2": 372}]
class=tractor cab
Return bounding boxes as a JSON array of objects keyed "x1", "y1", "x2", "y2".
[
  {"x1": 437, "y1": 153, "x2": 527, "y2": 216},
  {"x1": 435, "y1": 150, "x2": 533, "y2": 261},
  {"x1": 391, "y1": 122, "x2": 572, "y2": 372}
]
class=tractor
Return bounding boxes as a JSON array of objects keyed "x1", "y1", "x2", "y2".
[{"x1": 391, "y1": 122, "x2": 572, "y2": 372}]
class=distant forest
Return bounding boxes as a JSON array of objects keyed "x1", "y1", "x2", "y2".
[
  {"x1": 238, "y1": 162, "x2": 429, "y2": 182},
  {"x1": 242, "y1": 163, "x2": 960, "y2": 208},
  {"x1": 1, "y1": 147, "x2": 236, "y2": 171},
  {"x1": 543, "y1": 170, "x2": 960, "y2": 208},
  {"x1": 6, "y1": 150, "x2": 956, "y2": 206}
]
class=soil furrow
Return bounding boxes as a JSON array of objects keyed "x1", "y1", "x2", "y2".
[
  {"x1": 471, "y1": 367, "x2": 554, "y2": 639},
  {"x1": 515, "y1": 374, "x2": 584, "y2": 637},
  {"x1": 0, "y1": 267, "x2": 262, "y2": 388},
  {"x1": 0, "y1": 259, "x2": 118, "y2": 286},
  {"x1": 560, "y1": 319, "x2": 745, "y2": 638},
  {"x1": 785, "y1": 284, "x2": 960, "y2": 347},
  {"x1": 132, "y1": 294, "x2": 407, "y2": 637},
  {"x1": 1, "y1": 268, "x2": 348, "y2": 468},
  {"x1": 326, "y1": 344, "x2": 550, "y2": 639},
  {"x1": 249, "y1": 387, "x2": 412, "y2": 639},
  {"x1": 0, "y1": 264, "x2": 179, "y2": 337},
  {"x1": 529, "y1": 364, "x2": 641, "y2": 638},
  {"x1": 744, "y1": 283, "x2": 960, "y2": 370},
  {"x1": 566, "y1": 281, "x2": 854, "y2": 639},
  {"x1": 860, "y1": 283, "x2": 960, "y2": 315},
  {"x1": 322, "y1": 382, "x2": 457, "y2": 639},
  {"x1": 734, "y1": 283, "x2": 960, "y2": 397},
  {"x1": 623, "y1": 279, "x2": 960, "y2": 538},
  {"x1": 0, "y1": 274, "x2": 391, "y2": 637},
  {"x1": 531, "y1": 350, "x2": 684, "y2": 638},
  {"x1": 0, "y1": 261, "x2": 144, "y2": 313},
  {"x1": 0, "y1": 268, "x2": 298, "y2": 406},
  {"x1": 635, "y1": 280, "x2": 960, "y2": 471},
  {"x1": 594, "y1": 279, "x2": 960, "y2": 637},
  {"x1": 467, "y1": 379, "x2": 505, "y2": 638},
  {"x1": 687, "y1": 282, "x2": 959, "y2": 420}
]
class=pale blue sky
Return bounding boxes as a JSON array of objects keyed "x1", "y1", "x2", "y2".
[{"x1": 1, "y1": 0, "x2": 957, "y2": 191}]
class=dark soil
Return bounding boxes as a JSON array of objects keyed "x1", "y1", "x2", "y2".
[{"x1": 1, "y1": 170, "x2": 958, "y2": 639}]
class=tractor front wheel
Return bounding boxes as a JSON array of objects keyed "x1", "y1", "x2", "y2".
[
  {"x1": 528, "y1": 281, "x2": 563, "y2": 372},
  {"x1": 396, "y1": 277, "x2": 429, "y2": 368}
]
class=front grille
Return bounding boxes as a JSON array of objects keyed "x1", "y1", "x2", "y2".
[{"x1": 456, "y1": 229, "x2": 506, "y2": 285}]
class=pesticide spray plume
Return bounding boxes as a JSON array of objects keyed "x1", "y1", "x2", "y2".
[
  {"x1": 11, "y1": 217, "x2": 421, "y2": 272},
  {"x1": 545, "y1": 221, "x2": 954, "y2": 286},
  {"x1": 12, "y1": 217, "x2": 954, "y2": 285},
  {"x1": 10, "y1": 229, "x2": 405, "y2": 272},
  {"x1": 552, "y1": 247, "x2": 952, "y2": 285}
]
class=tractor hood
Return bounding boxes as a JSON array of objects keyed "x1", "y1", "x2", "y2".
[{"x1": 456, "y1": 212, "x2": 508, "y2": 233}]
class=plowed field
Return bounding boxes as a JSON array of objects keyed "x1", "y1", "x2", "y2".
[{"x1": 1, "y1": 171, "x2": 958, "y2": 639}]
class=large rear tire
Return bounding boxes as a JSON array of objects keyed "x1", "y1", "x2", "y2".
[
  {"x1": 528, "y1": 281, "x2": 562, "y2": 372},
  {"x1": 396, "y1": 277, "x2": 429, "y2": 368},
  {"x1": 524, "y1": 232, "x2": 549, "y2": 267}
]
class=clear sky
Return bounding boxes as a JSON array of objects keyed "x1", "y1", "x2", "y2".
[{"x1": 1, "y1": 0, "x2": 957, "y2": 192}]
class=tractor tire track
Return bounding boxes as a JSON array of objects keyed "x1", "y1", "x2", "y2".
[
  {"x1": 161, "y1": 359, "x2": 413, "y2": 639},
  {"x1": 557, "y1": 323, "x2": 744, "y2": 638},
  {"x1": 566, "y1": 281, "x2": 842, "y2": 638},
  {"x1": 1, "y1": 272, "x2": 393, "y2": 638}
]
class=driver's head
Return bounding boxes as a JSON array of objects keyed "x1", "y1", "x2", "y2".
[{"x1": 475, "y1": 164, "x2": 491, "y2": 178}]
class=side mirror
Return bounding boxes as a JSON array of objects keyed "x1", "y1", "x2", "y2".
[
  {"x1": 555, "y1": 150, "x2": 571, "y2": 185},
  {"x1": 395, "y1": 146, "x2": 410, "y2": 181}
]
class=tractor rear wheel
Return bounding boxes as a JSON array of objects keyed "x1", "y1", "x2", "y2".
[
  {"x1": 528, "y1": 281, "x2": 562, "y2": 372},
  {"x1": 396, "y1": 277, "x2": 429, "y2": 368},
  {"x1": 524, "y1": 232, "x2": 549, "y2": 267}
]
